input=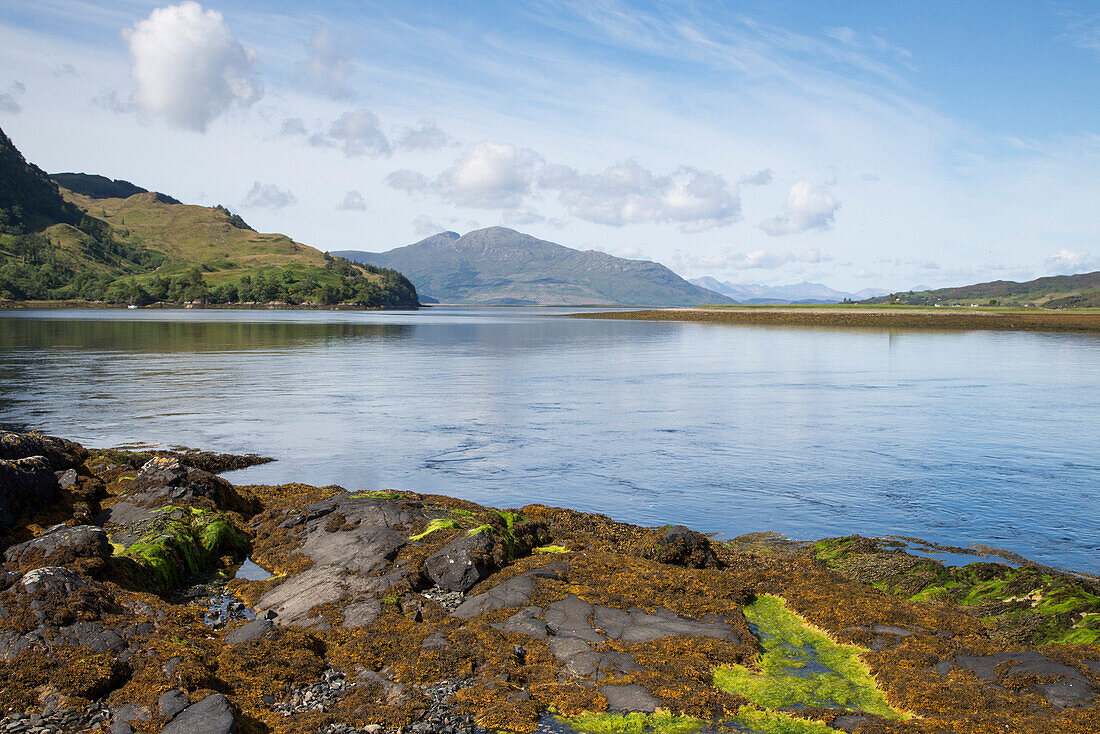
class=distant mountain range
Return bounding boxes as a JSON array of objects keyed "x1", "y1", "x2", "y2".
[
  {"x1": 861, "y1": 272, "x2": 1100, "y2": 308},
  {"x1": 334, "y1": 228, "x2": 735, "y2": 306},
  {"x1": 690, "y1": 277, "x2": 890, "y2": 304}
]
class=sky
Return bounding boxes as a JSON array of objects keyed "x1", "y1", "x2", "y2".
[{"x1": 1, "y1": 0, "x2": 1099, "y2": 292}]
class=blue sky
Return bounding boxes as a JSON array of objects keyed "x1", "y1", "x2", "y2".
[{"x1": 1, "y1": 0, "x2": 1098, "y2": 291}]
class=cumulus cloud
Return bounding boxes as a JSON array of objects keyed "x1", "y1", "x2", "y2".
[
  {"x1": 412, "y1": 215, "x2": 449, "y2": 236},
  {"x1": 384, "y1": 169, "x2": 429, "y2": 194},
  {"x1": 760, "y1": 180, "x2": 840, "y2": 236},
  {"x1": 543, "y1": 160, "x2": 740, "y2": 232},
  {"x1": 337, "y1": 190, "x2": 368, "y2": 211},
  {"x1": 0, "y1": 81, "x2": 25, "y2": 114},
  {"x1": 396, "y1": 119, "x2": 454, "y2": 151},
  {"x1": 738, "y1": 168, "x2": 773, "y2": 186},
  {"x1": 1046, "y1": 249, "x2": 1100, "y2": 274},
  {"x1": 311, "y1": 109, "x2": 390, "y2": 157},
  {"x1": 433, "y1": 142, "x2": 544, "y2": 208},
  {"x1": 304, "y1": 27, "x2": 355, "y2": 98},
  {"x1": 241, "y1": 181, "x2": 296, "y2": 209},
  {"x1": 125, "y1": 2, "x2": 262, "y2": 131}
]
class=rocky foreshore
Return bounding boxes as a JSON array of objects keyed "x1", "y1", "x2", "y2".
[{"x1": 1, "y1": 430, "x2": 1098, "y2": 734}]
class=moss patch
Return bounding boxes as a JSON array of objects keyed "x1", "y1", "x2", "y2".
[
  {"x1": 534, "y1": 545, "x2": 571, "y2": 554},
  {"x1": 409, "y1": 518, "x2": 460, "y2": 541},
  {"x1": 731, "y1": 707, "x2": 834, "y2": 733},
  {"x1": 114, "y1": 506, "x2": 249, "y2": 591},
  {"x1": 349, "y1": 490, "x2": 404, "y2": 500},
  {"x1": 560, "y1": 710, "x2": 703, "y2": 734},
  {"x1": 816, "y1": 537, "x2": 1100, "y2": 646},
  {"x1": 713, "y1": 594, "x2": 902, "y2": 718}
]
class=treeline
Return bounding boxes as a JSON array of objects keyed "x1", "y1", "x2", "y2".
[{"x1": 1, "y1": 248, "x2": 419, "y2": 308}]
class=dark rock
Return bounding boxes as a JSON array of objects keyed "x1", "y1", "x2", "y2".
[
  {"x1": 453, "y1": 575, "x2": 535, "y2": 618},
  {"x1": 223, "y1": 618, "x2": 274, "y2": 644},
  {"x1": 56, "y1": 468, "x2": 79, "y2": 489},
  {"x1": 112, "y1": 703, "x2": 151, "y2": 724},
  {"x1": 20, "y1": 565, "x2": 86, "y2": 595},
  {"x1": 0, "y1": 430, "x2": 85, "y2": 470},
  {"x1": 425, "y1": 530, "x2": 497, "y2": 592},
  {"x1": 111, "y1": 722, "x2": 135, "y2": 734},
  {"x1": 159, "y1": 689, "x2": 190, "y2": 719},
  {"x1": 600, "y1": 683, "x2": 661, "y2": 713},
  {"x1": 162, "y1": 656, "x2": 181, "y2": 678},
  {"x1": 4, "y1": 523, "x2": 108, "y2": 570},
  {"x1": 643, "y1": 525, "x2": 722, "y2": 569},
  {"x1": 0, "y1": 455, "x2": 59, "y2": 529},
  {"x1": 832, "y1": 714, "x2": 871, "y2": 731},
  {"x1": 159, "y1": 693, "x2": 235, "y2": 734}
]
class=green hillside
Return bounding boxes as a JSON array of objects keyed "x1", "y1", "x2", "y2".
[
  {"x1": 0, "y1": 127, "x2": 418, "y2": 308},
  {"x1": 863, "y1": 272, "x2": 1100, "y2": 308},
  {"x1": 335, "y1": 227, "x2": 734, "y2": 306}
]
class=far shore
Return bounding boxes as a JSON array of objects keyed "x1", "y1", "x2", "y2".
[
  {"x1": 0, "y1": 300, "x2": 419, "y2": 311},
  {"x1": 570, "y1": 305, "x2": 1100, "y2": 332}
]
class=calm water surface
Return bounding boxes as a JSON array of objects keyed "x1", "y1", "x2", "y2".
[{"x1": 1, "y1": 308, "x2": 1097, "y2": 572}]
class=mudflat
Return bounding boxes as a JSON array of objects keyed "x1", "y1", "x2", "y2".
[{"x1": 572, "y1": 306, "x2": 1100, "y2": 332}]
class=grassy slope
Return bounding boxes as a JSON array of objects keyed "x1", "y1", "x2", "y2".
[
  {"x1": 861, "y1": 271, "x2": 1100, "y2": 308},
  {"x1": 63, "y1": 190, "x2": 328, "y2": 282}
]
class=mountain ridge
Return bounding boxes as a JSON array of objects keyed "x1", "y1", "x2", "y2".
[
  {"x1": 335, "y1": 227, "x2": 734, "y2": 306},
  {"x1": 861, "y1": 272, "x2": 1100, "y2": 308},
  {"x1": 690, "y1": 276, "x2": 890, "y2": 304}
]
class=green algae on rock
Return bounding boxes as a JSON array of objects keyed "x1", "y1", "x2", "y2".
[
  {"x1": 559, "y1": 710, "x2": 704, "y2": 734},
  {"x1": 113, "y1": 505, "x2": 249, "y2": 591},
  {"x1": 730, "y1": 707, "x2": 834, "y2": 733},
  {"x1": 815, "y1": 536, "x2": 1100, "y2": 646},
  {"x1": 713, "y1": 594, "x2": 903, "y2": 719},
  {"x1": 409, "y1": 518, "x2": 461, "y2": 541}
]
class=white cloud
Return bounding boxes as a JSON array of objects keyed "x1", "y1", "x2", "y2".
[
  {"x1": 241, "y1": 181, "x2": 296, "y2": 209},
  {"x1": 738, "y1": 168, "x2": 773, "y2": 186},
  {"x1": 412, "y1": 215, "x2": 449, "y2": 236},
  {"x1": 336, "y1": 190, "x2": 368, "y2": 211},
  {"x1": 303, "y1": 27, "x2": 355, "y2": 98},
  {"x1": 543, "y1": 160, "x2": 740, "y2": 232},
  {"x1": 677, "y1": 246, "x2": 829, "y2": 271},
  {"x1": 760, "y1": 180, "x2": 840, "y2": 236},
  {"x1": 312, "y1": 109, "x2": 390, "y2": 157},
  {"x1": 0, "y1": 81, "x2": 24, "y2": 114},
  {"x1": 384, "y1": 169, "x2": 429, "y2": 194},
  {"x1": 124, "y1": 1, "x2": 262, "y2": 131},
  {"x1": 1046, "y1": 249, "x2": 1100, "y2": 274},
  {"x1": 53, "y1": 63, "x2": 77, "y2": 77},
  {"x1": 397, "y1": 119, "x2": 454, "y2": 151},
  {"x1": 91, "y1": 88, "x2": 131, "y2": 113},
  {"x1": 433, "y1": 142, "x2": 544, "y2": 208}
]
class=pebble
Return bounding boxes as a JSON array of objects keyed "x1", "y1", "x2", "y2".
[{"x1": 0, "y1": 703, "x2": 109, "y2": 734}]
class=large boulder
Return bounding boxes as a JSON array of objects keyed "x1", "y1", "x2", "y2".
[
  {"x1": 425, "y1": 530, "x2": 498, "y2": 592},
  {"x1": 0, "y1": 431, "x2": 86, "y2": 471},
  {"x1": 159, "y1": 693, "x2": 235, "y2": 734},
  {"x1": 4, "y1": 523, "x2": 109, "y2": 571}
]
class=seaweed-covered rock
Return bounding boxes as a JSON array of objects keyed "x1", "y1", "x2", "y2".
[
  {"x1": 0, "y1": 455, "x2": 59, "y2": 529},
  {"x1": 0, "y1": 430, "x2": 86, "y2": 470},
  {"x1": 640, "y1": 525, "x2": 722, "y2": 569},
  {"x1": 20, "y1": 564, "x2": 86, "y2": 595},
  {"x1": 4, "y1": 523, "x2": 108, "y2": 571}
]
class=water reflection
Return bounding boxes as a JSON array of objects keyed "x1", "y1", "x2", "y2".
[{"x1": 1, "y1": 308, "x2": 1098, "y2": 573}]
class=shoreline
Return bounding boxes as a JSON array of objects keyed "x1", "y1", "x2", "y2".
[
  {"x1": 570, "y1": 306, "x2": 1100, "y2": 332},
  {"x1": 1, "y1": 430, "x2": 1098, "y2": 733},
  {"x1": 0, "y1": 300, "x2": 421, "y2": 311}
]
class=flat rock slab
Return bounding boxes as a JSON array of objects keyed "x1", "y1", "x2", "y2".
[
  {"x1": 949, "y1": 652, "x2": 1096, "y2": 709},
  {"x1": 600, "y1": 684, "x2": 662, "y2": 713},
  {"x1": 4, "y1": 523, "x2": 108, "y2": 568},
  {"x1": 223, "y1": 619, "x2": 274, "y2": 644}
]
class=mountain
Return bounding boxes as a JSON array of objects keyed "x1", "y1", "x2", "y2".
[
  {"x1": 335, "y1": 228, "x2": 735, "y2": 306},
  {"x1": 48, "y1": 172, "x2": 182, "y2": 203},
  {"x1": 0, "y1": 126, "x2": 418, "y2": 308},
  {"x1": 690, "y1": 277, "x2": 890, "y2": 304},
  {"x1": 861, "y1": 272, "x2": 1100, "y2": 308}
]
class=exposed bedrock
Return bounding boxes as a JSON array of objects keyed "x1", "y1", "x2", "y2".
[{"x1": 0, "y1": 430, "x2": 1098, "y2": 734}]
